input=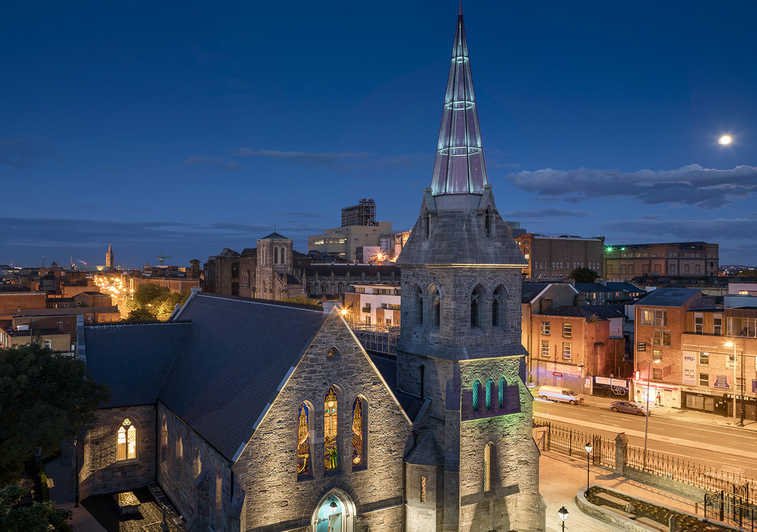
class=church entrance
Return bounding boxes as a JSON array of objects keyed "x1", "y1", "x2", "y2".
[{"x1": 312, "y1": 489, "x2": 355, "y2": 532}]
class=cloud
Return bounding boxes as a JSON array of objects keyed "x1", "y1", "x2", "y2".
[
  {"x1": 503, "y1": 208, "x2": 588, "y2": 219},
  {"x1": 603, "y1": 216, "x2": 757, "y2": 241},
  {"x1": 0, "y1": 137, "x2": 54, "y2": 168},
  {"x1": 236, "y1": 148, "x2": 370, "y2": 163},
  {"x1": 506, "y1": 164, "x2": 757, "y2": 207},
  {"x1": 184, "y1": 156, "x2": 240, "y2": 171}
]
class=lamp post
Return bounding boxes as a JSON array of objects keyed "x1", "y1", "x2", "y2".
[
  {"x1": 584, "y1": 442, "x2": 593, "y2": 495},
  {"x1": 642, "y1": 353, "x2": 660, "y2": 471},
  {"x1": 558, "y1": 505, "x2": 569, "y2": 531},
  {"x1": 724, "y1": 340, "x2": 738, "y2": 424}
]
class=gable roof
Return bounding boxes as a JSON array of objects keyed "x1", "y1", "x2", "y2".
[
  {"x1": 84, "y1": 322, "x2": 191, "y2": 408},
  {"x1": 636, "y1": 287, "x2": 701, "y2": 307},
  {"x1": 260, "y1": 232, "x2": 289, "y2": 240},
  {"x1": 522, "y1": 281, "x2": 550, "y2": 303},
  {"x1": 163, "y1": 293, "x2": 326, "y2": 460}
]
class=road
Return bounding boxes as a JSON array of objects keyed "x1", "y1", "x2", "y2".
[{"x1": 533, "y1": 396, "x2": 757, "y2": 478}]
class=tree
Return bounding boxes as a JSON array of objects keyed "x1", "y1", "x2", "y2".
[
  {"x1": 570, "y1": 267, "x2": 599, "y2": 283},
  {"x1": 0, "y1": 345, "x2": 109, "y2": 484},
  {"x1": 129, "y1": 284, "x2": 189, "y2": 321},
  {"x1": 125, "y1": 307, "x2": 158, "y2": 322},
  {"x1": 0, "y1": 485, "x2": 71, "y2": 532}
]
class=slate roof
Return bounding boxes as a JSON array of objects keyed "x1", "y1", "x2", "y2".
[
  {"x1": 522, "y1": 281, "x2": 550, "y2": 303},
  {"x1": 573, "y1": 283, "x2": 614, "y2": 293},
  {"x1": 636, "y1": 287, "x2": 701, "y2": 307},
  {"x1": 260, "y1": 232, "x2": 289, "y2": 240},
  {"x1": 605, "y1": 282, "x2": 643, "y2": 293},
  {"x1": 84, "y1": 322, "x2": 191, "y2": 408},
  {"x1": 545, "y1": 304, "x2": 626, "y2": 319}
]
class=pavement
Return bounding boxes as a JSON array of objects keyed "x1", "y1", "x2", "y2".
[
  {"x1": 540, "y1": 450, "x2": 700, "y2": 532},
  {"x1": 534, "y1": 394, "x2": 757, "y2": 477}
]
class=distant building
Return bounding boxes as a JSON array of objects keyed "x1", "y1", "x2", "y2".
[
  {"x1": 105, "y1": 243, "x2": 114, "y2": 270},
  {"x1": 341, "y1": 198, "x2": 377, "y2": 227},
  {"x1": 604, "y1": 241, "x2": 719, "y2": 281},
  {"x1": 343, "y1": 283, "x2": 401, "y2": 329},
  {"x1": 515, "y1": 233, "x2": 605, "y2": 280},
  {"x1": 308, "y1": 222, "x2": 393, "y2": 262},
  {"x1": 305, "y1": 263, "x2": 400, "y2": 299},
  {"x1": 0, "y1": 291, "x2": 47, "y2": 319}
]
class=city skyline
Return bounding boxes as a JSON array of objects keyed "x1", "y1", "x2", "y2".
[{"x1": 2, "y1": 1, "x2": 756, "y2": 266}]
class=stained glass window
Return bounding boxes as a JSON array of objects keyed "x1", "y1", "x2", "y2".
[
  {"x1": 472, "y1": 380, "x2": 480, "y2": 410},
  {"x1": 116, "y1": 418, "x2": 136, "y2": 461},
  {"x1": 297, "y1": 403, "x2": 311, "y2": 477},
  {"x1": 498, "y1": 377, "x2": 506, "y2": 408},
  {"x1": 352, "y1": 398, "x2": 366, "y2": 469},
  {"x1": 485, "y1": 379, "x2": 493, "y2": 409},
  {"x1": 324, "y1": 387, "x2": 339, "y2": 471}
]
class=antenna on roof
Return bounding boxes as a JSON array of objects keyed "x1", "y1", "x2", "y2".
[{"x1": 459, "y1": 0, "x2": 463, "y2": 16}]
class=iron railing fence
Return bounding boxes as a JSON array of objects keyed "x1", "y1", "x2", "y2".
[
  {"x1": 534, "y1": 417, "x2": 756, "y2": 507},
  {"x1": 704, "y1": 489, "x2": 757, "y2": 531}
]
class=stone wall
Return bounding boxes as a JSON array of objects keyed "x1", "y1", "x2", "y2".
[
  {"x1": 156, "y1": 404, "x2": 238, "y2": 531},
  {"x1": 79, "y1": 405, "x2": 155, "y2": 499},
  {"x1": 234, "y1": 312, "x2": 412, "y2": 531}
]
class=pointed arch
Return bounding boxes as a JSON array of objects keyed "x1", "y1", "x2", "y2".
[
  {"x1": 485, "y1": 378, "x2": 494, "y2": 409},
  {"x1": 472, "y1": 380, "x2": 481, "y2": 410},
  {"x1": 415, "y1": 285, "x2": 424, "y2": 325},
  {"x1": 193, "y1": 448, "x2": 202, "y2": 478},
  {"x1": 498, "y1": 376, "x2": 506, "y2": 408},
  {"x1": 470, "y1": 284, "x2": 484, "y2": 328},
  {"x1": 297, "y1": 402, "x2": 313, "y2": 478},
  {"x1": 176, "y1": 435, "x2": 183, "y2": 460},
  {"x1": 483, "y1": 442, "x2": 494, "y2": 492},
  {"x1": 116, "y1": 418, "x2": 136, "y2": 461},
  {"x1": 324, "y1": 386, "x2": 339, "y2": 472},
  {"x1": 430, "y1": 285, "x2": 441, "y2": 329},
  {"x1": 351, "y1": 396, "x2": 367, "y2": 470},
  {"x1": 492, "y1": 285, "x2": 507, "y2": 327}
]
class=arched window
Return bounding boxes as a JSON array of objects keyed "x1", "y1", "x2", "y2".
[
  {"x1": 297, "y1": 402, "x2": 312, "y2": 477},
  {"x1": 485, "y1": 379, "x2": 494, "y2": 409},
  {"x1": 483, "y1": 443, "x2": 494, "y2": 492},
  {"x1": 471, "y1": 285, "x2": 484, "y2": 328},
  {"x1": 472, "y1": 380, "x2": 481, "y2": 411},
  {"x1": 193, "y1": 449, "x2": 202, "y2": 478},
  {"x1": 160, "y1": 416, "x2": 168, "y2": 461},
  {"x1": 492, "y1": 285, "x2": 506, "y2": 327},
  {"x1": 351, "y1": 398, "x2": 367, "y2": 469},
  {"x1": 176, "y1": 435, "x2": 183, "y2": 460},
  {"x1": 498, "y1": 377, "x2": 506, "y2": 408},
  {"x1": 416, "y1": 286, "x2": 424, "y2": 325},
  {"x1": 116, "y1": 418, "x2": 136, "y2": 461},
  {"x1": 484, "y1": 207, "x2": 492, "y2": 237},
  {"x1": 431, "y1": 287, "x2": 441, "y2": 328},
  {"x1": 324, "y1": 387, "x2": 339, "y2": 471}
]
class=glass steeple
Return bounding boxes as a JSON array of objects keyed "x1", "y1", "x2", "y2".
[{"x1": 431, "y1": 7, "x2": 488, "y2": 196}]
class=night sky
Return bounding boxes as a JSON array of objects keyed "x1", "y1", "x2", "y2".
[{"x1": 2, "y1": 1, "x2": 756, "y2": 267}]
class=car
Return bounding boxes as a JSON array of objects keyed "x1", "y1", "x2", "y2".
[
  {"x1": 610, "y1": 400, "x2": 648, "y2": 416},
  {"x1": 537, "y1": 385, "x2": 584, "y2": 405}
]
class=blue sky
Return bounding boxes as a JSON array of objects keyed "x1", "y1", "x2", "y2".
[{"x1": 1, "y1": 1, "x2": 755, "y2": 267}]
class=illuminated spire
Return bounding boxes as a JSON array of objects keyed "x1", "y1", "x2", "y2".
[{"x1": 431, "y1": 7, "x2": 488, "y2": 196}]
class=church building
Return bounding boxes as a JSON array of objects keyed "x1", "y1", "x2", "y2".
[{"x1": 74, "y1": 8, "x2": 544, "y2": 531}]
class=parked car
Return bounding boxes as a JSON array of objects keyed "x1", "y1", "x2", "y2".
[
  {"x1": 610, "y1": 400, "x2": 648, "y2": 416},
  {"x1": 537, "y1": 385, "x2": 584, "y2": 405}
]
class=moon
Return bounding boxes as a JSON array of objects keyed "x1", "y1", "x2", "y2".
[{"x1": 718, "y1": 134, "x2": 733, "y2": 146}]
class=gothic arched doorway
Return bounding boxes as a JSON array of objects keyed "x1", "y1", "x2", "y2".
[{"x1": 312, "y1": 489, "x2": 355, "y2": 532}]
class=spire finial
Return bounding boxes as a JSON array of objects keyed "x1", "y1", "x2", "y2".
[{"x1": 459, "y1": 0, "x2": 463, "y2": 16}]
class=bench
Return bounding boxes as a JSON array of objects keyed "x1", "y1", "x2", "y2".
[
  {"x1": 595, "y1": 492, "x2": 634, "y2": 513},
  {"x1": 636, "y1": 516, "x2": 667, "y2": 531},
  {"x1": 115, "y1": 491, "x2": 140, "y2": 517}
]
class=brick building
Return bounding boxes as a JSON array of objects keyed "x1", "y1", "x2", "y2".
[
  {"x1": 342, "y1": 283, "x2": 401, "y2": 329},
  {"x1": 605, "y1": 241, "x2": 719, "y2": 281},
  {"x1": 515, "y1": 233, "x2": 605, "y2": 280}
]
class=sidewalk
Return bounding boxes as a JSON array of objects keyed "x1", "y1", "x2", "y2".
[{"x1": 540, "y1": 451, "x2": 700, "y2": 532}]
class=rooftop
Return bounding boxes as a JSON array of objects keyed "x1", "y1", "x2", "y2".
[{"x1": 636, "y1": 287, "x2": 701, "y2": 307}]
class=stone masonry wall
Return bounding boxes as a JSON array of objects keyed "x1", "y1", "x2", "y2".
[
  {"x1": 234, "y1": 312, "x2": 412, "y2": 531},
  {"x1": 79, "y1": 405, "x2": 155, "y2": 499}
]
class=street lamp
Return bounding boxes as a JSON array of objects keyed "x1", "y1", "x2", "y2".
[
  {"x1": 724, "y1": 340, "x2": 744, "y2": 426},
  {"x1": 584, "y1": 442, "x2": 593, "y2": 495},
  {"x1": 642, "y1": 355, "x2": 661, "y2": 471},
  {"x1": 558, "y1": 505, "x2": 569, "y2": 531}
]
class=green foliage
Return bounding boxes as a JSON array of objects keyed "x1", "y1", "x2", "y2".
[
  {"x1": 125, "y1": 307, "x2": 158, "y2": 322},
  {"x1": 0, "y1": 345, "x2": 109, "y2": 484},
  {"x1": 129, "y1": 284, "x2": 189, "y2": 321},
  {"x1": 570, "y1": 267, "x2": 600, "y2": 283},
  {"x1": 0, "y1": 485, "x2": 71, "y2": 532}
]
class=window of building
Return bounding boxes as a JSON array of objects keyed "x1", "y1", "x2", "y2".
[
  {"x1": 215, "y1": 473, "x2": 223, "y2": 512},
  {"x1": 713, "y1": 315, "x2": 722, "y2": 336},
  {"x1": 485, "y1": 379, "x2": 493, "y2": 409},
  {"x1": 432, "y1": 288, "x2": 441, "y2": 329},
  {"x1": 116, "y1": 418, "x2": 136, "y2": 461},
  {"x1": 297, "y1": 403, "x2": 312, "y2": 477},
  {"x1": 160, "y1": 417, "x2": 168, "y2": 461},
  {"x1": 653, "y1": 330, "x2": 671, "y2": 346},
  {"x1": 193, "y1": 449, "x2": 202, "y2": 478},
  {"x1": 176, "y1": 435, "x2": 183, "y2": 460},
  {"x1": 699, "y1": 373, "x2": 709, "y2": 387},
  {"x1": 483, "y1": 443, "x2": 494, "y2": 493},
  {"x1": 562, "y1": 342, "x2": 572, "y2": 360},
  {"x1": 492, "y1": 286, "x2": 506, "y2": 327},
  {"x1": 699, "y1": 352, "x2": 709, "y2": 365},
  {"x1": 351, "y1": 398, "x2": 367, "y2": 469},
  {"x1": 652, "y1": 368, "x2": 663, "y2": 380},
  {"x1": 654, "y1": 310, "x2": 667, "y2": 327},
  {"x1": 472, "y1": 380, "x2": 481, "y2": 410},
  {"x1": 420, "y1": 475, "x2": 427, "y2": 503},
  {"x1": 726, "y1": 354, "x2": 736, "y2": 370},
  {"x1": 641, "y1": 309, "x2": 653, "y2": 325},
  {"x1": 542, "y1": 321, "x2": 551, "y2": 335},
  {"x1": 416, "y1": 287, "x2": 424, "y2": 325},
  {"x1": 652, "y1": 349, "x2": 662, "y2": 363},
  {"x1": 324, "y1": 387, "x2": 339, "y2": 471},
  {"x1": 498, "y1": 377, "x2": 506, "y2": 408},
  {"x1": 694, "y1": 313, "x2": 704, "y2": 334},
  {"x1": 470, "y1": 285, "x2": 483, "y2": 328},
  {"x1": 562, "y1": 323, "x2": 573, "y2": 338},
  {"x1": 540, "y1": 340, "x2": 550, "y2": 358}
]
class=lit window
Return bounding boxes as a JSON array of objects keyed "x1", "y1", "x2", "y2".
[
  {"x1": 351, "y1": 398, "x2": 367, "y2": 469},
  {"x1": 540, "y1": 340, "x2": 550, "y2": 358},
  {"x1": 542, "y1": 321, "x2": 551, "y2": 335},
  {"x1": 694, "y1": 313, "x2": 704, "y2": 334},
  {"x1": 297, "y1": 403, "x2": 312, "y2": 477},
  {"x1": 562, "y1": 323, "x2": 572, "y2": 338},
  {"x1": 215, "y1": 473, "x2": 223, "y2": 512},
  {"x1": 652, "y1": 349, "x2": 662, "y2": 363},
  {"x1": 713, "y1": 315, "x2": 722, "y2": 336},
  {"x1": 562, "y1": 342, "x2": 572, "y2": 360},
  {"x1": 324, "y1": 387, "x2": 339, "y2": 471},
  {"x1": 699, "y1": 352, "x2": 709, "y2": 365},
  {"x1": 176, "y1": 436, "x2": 183, "y2": 460},
  {"x1": 193, "y1": 449, "x2": 202, "y2": 478},
  {"x1": 116, "y1": 418, "x2": 137, "y2": 461}
]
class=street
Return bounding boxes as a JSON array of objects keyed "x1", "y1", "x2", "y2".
[{"x1": 533, "y1": 395, "x2": 757, "y2": 478}]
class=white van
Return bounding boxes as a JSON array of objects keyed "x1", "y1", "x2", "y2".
[{"x1": 537, "y1": 385, "x2": 584, "y2": 405}]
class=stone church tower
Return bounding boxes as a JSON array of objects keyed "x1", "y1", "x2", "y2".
[{"x1": 397, "y1": 7, "x2": 545, "y2": 531}]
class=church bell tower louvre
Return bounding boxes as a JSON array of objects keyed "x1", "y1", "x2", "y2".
[{"x1": 397, "y1": 5, "x2": 545, "y2": 531}]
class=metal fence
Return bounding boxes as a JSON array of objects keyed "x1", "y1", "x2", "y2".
[
  {"x1": 534, "y1": 417, "x2": 756, "y2": 508},
  {"x1": 704, "y1": 489, "x2": 757, "y2": 530},
  {"x1": 351, "y1": 326, "x2": 399, "y2": 355}
]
